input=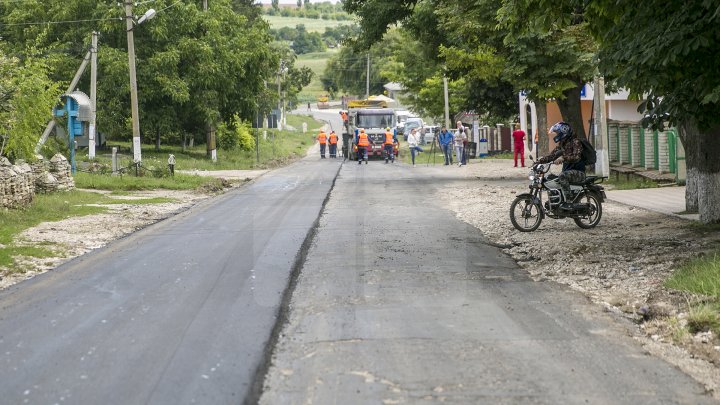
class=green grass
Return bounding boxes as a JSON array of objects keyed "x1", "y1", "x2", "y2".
[
  {"x1": 605, "y1": 176, "x2": 660, "y2": 190},
  {"x1": 264, "y1": 15, "x2": 354, "y2": 32},
  {"x1": 0, "y1": 190, "x2": 182, "y2": 269},
  {"x1": 296, "y1": 49, "x2": 338, "y2": 103},
  {"x1": 78, "y1": 115, "x2": 324, "y2": 173},
  {"x1": 665, "y1": 254, "x2": 720, "y2": 299},
  {"x1": 75, "y1": 172, "x2": 223, "y2": 191},
  {"x1": 664, "y1": 253, "x2": 720, "y2": 335}
]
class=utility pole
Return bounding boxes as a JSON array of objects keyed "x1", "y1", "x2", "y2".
[
  {"x1": 125, "y1": 1, "x2": 142, "y2": 163},
  {"x1": 89, "y1": 31, "x2": 98, "y2": 160},
  {"x1": 365, "y1": 53, "x2": 370, "y2": 99},
  {"x1": 203, "y1": 0, "x2": 216, "y2": 161},
  {"x1": 443, "y1": 75, "x2": 450, "y2": 129},
  {"x1": 593, "y1": 76, "x2": 609, "y2": 177},
  {"x1": 277, "y1": 59, "x2": 283, "y2": 131},
  {"x1": 35, "y1": 49, "x2": 91, "y2": 153}
]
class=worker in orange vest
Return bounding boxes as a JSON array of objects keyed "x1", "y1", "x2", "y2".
[
  {"x1": 317, "y1": 129, "x2": 328, "y2": 158},
  {"x1": 355, "y1": 128, "x2": 370, "y2": 164},
  {"x1": 328, "y1": 130, "x2": 338, "y2": 158},
  {"x1": 383, "y1": 127, "x2": 398, "y2": 164}
]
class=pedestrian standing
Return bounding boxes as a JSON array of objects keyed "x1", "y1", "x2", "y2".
[
  {"x1": 328, "y1": 130, "x2": 338, "y2": 158},
  {"x1": 454, "y1": 121, "x2": 468, "y2": 167},
  {"x1": 317, "y1": 129, "x2": 327, "y2": 158},
  {"x1": 407, "y1": 128, "x2": 424, "y2": 167},
  {"x1": 438, "y1": 126, "x2": 453, "y2": 165},
  {"x1": 512, "y1": 123, "x2": 526, "y2": 167}
]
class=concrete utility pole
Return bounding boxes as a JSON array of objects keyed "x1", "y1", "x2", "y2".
[
  {"x1": 365, "y1": 53, "x2": 370, "y2": 99},
  {"x1": 443, "y1": 75, "x2": 450, "y2": 129},
  {"x1": 277, "y1": 59, "x2": 283, "y2": 131},
  {"x1": 89, "y1": 31, "x2": 98, "y2": 160},
  {"x1": 125, "y1": 1, "x2": 142, "y2": 163},
  {"x1": 593, "y1": 76, "x2": 609, "y2": 177},
  {"x1": 203, "y1": 0, "x2": 216, "y2": 161}
]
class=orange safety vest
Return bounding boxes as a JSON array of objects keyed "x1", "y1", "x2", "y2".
[
  {"x1": 317, "y1": 132, "x2": 327, "y2": 144},
  {"x1": 358, "y1": 133, "x2": 370, "y2": 147},
  {"x1": 384, "y1": 131, "x2": 394, "y2": 145},
  {"x1": 329, "y1": 132, "x2": 338, "y2": 144}
]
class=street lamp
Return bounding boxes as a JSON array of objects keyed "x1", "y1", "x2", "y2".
[{"x1": 124, "y1": 4, "x2": 156, "y2": 164}]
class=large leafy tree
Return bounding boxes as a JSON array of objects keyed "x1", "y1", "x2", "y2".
[
  {"x1": 344, "y1": 0, "x2": 596, "y2": 143},
  {"x1": 587, "y1": 0, "x2": 720, "y2": 223},
  {"x1": 0, "y1": 0, "x2": 277, "y2": 149}
]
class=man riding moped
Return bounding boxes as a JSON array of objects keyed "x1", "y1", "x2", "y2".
[{"x1": 535, "y1": 122, "x2": 585, "y2": 208}]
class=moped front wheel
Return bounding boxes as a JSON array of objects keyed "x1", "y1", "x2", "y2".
[{"x1": 510, "y1": 195, "x2": 543, "y2": 232}]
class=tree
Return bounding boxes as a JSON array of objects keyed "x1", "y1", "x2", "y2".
[
  {"x1": 0, "y1": 48, "x2": 61, "y2": 161},
  {"x1": 344, "y1": 0, "x2": 596, "y2": 143},
  {"x1": 272, "y1": 0, "x2": 279, "y2": 11},
  {"x1": 291, "y1": 25, "x2": 326, "y2": 54},
  {"x1": 588, "y1": 1, "x2": 720, "y2": 223},
  {"x1": 0, "y1": 0, "x2": 278, "y2": 152}
]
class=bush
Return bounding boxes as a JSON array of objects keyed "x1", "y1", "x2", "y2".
[{"x1": 216, "y1": 115, "x2": 255, "y2": 151}]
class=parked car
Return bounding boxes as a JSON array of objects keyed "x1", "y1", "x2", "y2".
[
  {"x1": 403, "y1": 118, "x2": 424, "y2": 140},
  {"x1": 420, "y1": 125, "x2": 439, "y2": 144},
  {"x1": 395, "y1": 110, "x2": 411, "y2": 137}
]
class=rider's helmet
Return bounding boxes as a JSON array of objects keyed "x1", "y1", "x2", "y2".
[{"x1": 550, "y1": 121, "x2": 573, "y2": 143}]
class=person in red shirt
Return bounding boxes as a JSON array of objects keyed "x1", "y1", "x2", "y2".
[{"x1": 512, "y1": 123, "x2": 526, "y2": 167}]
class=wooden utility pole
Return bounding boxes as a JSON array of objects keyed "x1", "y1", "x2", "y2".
[{"x1": 89, "y1": 31, "x2": 98, "y2": 160}]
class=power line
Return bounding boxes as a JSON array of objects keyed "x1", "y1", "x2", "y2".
[{"x1": 1, "y1": 16, "x2": 123, "y2": 27}]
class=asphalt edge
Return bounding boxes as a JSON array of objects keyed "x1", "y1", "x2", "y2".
[{"x1": 243, "y1": 150, "x2": 343, "y2": 405}]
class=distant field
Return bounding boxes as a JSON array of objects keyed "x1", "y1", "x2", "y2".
[
  {"x1": 296, "y1": 49, "x2": 337, "y2": 103},
  {"x1": 264, "y1": 15, "x2": 354, "y2": 33}
]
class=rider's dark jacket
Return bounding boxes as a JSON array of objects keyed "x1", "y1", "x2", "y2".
[{"x1": 537, "y1": 137, "x2": 585, "y2": 172}]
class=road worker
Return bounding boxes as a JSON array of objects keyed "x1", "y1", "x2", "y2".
[
  {"x1": 328, "y1": 130, "x2": 338, "y2": 158},
  {"x1": 355, "y1": 128, "x2": 370, "y2": 164},
  {"x1": 317, "y1": 129, "x2": 327, "y2": 158},
  {"x1": 383, "y1": 127, "x2": 397, "y2": 163}
]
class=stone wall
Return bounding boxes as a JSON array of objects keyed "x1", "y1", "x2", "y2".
[{"x1": 0, "y1": 153, "x2": 75, "y2": 209}]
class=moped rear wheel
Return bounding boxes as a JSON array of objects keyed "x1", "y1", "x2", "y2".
[
  {"x1": 573, "y1": 192, "x2": 602, "y2": 229},
  {"x1": 510, "y1": 195, "x2": 542, "y2": 232}
]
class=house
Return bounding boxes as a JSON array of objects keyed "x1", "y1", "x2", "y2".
[{"x1": 519, "y1": 85, "x2": 685, "y2": 183}]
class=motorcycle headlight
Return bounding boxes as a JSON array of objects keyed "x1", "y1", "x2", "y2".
[{"x1": 528, "y1": 175, "x2": 535, "y2": 181}]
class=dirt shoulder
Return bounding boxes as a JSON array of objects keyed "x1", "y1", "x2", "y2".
[
  {"x1": 0, "y1": 170, "x2": 267, "y2": 291},
  {"x1": 436, "y1": 158, "x2": 720, "y2": 398}
]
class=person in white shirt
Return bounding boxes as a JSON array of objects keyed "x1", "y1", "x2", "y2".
[
  {"x1": 407, "y1": 128, "x2": 424, "y2": 167},
  {"x1": 453, "y1": 121, "x2": 468, "y2": 167}
]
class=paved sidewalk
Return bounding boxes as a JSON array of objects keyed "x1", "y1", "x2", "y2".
[{"x1": 605, "y1": 186, "x2": 699, "y2": 221}]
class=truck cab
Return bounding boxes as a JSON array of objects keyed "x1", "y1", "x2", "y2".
[{"x1": 346, "y1": 107, "x2": 397, "y2": 160}]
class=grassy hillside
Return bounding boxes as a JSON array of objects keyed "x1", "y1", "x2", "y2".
[
  {"x1": 296, "y1": 49, "x2": 337, "y2": 103},
  {"x1": 264, "y1": 15, "x2": 353, "y2": 33}
]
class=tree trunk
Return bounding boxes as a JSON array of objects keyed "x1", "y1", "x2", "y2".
[
  {"x1": 155, "y1": 127, "x2": 161, "y2": 152},
  {"x1": 694, "y1": 123, "x2": 720, "y2": 223},
  {"x1": 535, "y1": 100, "x2": 549, "y2": 157},
  {"x1": 679, "y1": 120, "x2": 699, "y2": 213},
  {"x1": 182, "y1": 133, "x2": 187, "y2": 152},
  {"x1": 556, "y1": 80, "x2": 587, "y2": 140}
]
